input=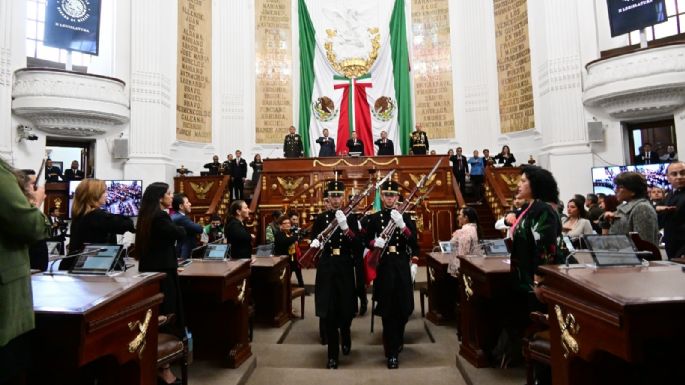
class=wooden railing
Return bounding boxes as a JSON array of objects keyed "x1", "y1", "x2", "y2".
[{"x1": 483, "y1": 167, "x2": 521, "y2": 219}]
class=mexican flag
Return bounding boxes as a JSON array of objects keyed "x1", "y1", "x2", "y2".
[{"x1": 298, "y1": 0, "x2": 413, "y2": 157}]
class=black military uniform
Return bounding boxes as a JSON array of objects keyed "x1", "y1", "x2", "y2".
[
  {"x1": 283, "y1": 131, "x2": 304, "y2": 158},
  {"x1": 203, "y1": 161, "x2": 222, "y2": 175},
  {"x1": 410, "y1": 130, "x2": 429, "y2": 155},
  {"x1": 45, "y1": 163, "x2": 62, "y2": 182},
  {"x1": 346, "y1": 138, "x2": 364, "y2": 155},
  {"x1": 374, "y1": 138, "x2": 394, "y2": 156},
  {"x1": 349, "y1": 210, "x2": 370, "y2": 315},
  {"x1": 365, "y1": 180, "x2": 417, "y2": 369},
  {"x1": 311, "y1": 180, "x2": 359, "y2": 369}
]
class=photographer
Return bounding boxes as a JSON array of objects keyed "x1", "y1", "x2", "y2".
[
  {"x1": 273, "y1": 214, "x2": 305, "y2": 288},
  {"x1": 288, "y1": 211, "x2": 308, "y2": 238},
  {"x1": 203, "y1": 214, "x2": 224, "y2": 243}
]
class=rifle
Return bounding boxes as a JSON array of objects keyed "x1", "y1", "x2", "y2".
[
  {"x1": 365, "y1": 159, "x2": 441, "y2": 273},
  {"x1": 299, "y1": 170, "x2": 396, "y2": 268}
]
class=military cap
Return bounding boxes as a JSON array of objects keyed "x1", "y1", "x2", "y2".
[
  {"x1": 380, "y1": 180, "x2": 400, "y2": 195},
  {"x1": 326, "y1": 180, "x2": 345, "y2": 196}
]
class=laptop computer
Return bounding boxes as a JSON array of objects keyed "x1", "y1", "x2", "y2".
[
  {"x1": 482, "y1": 239, "x2": 509, "y2": 256},
  {"x1": 70, "y1": 244, "x2": 124, "y2": 275},
  {"x1": 583, "y1": 234, "x2": 642, "y2": 266},
  {"x1": 255, "y1": 244, "x2": 274, "y2": 257},
  {"x1": 439, "y1": 241, "x2": 456, "y2": 254},
  {"x1": 204, "y1": 244, "x2": 230, "y2": 260}
]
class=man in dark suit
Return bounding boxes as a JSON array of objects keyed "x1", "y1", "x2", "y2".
[
  {"x1": 482, "y1": 149, "x2": 495, "y2": 168},
  {"x1": 374, "y1": 130, "x2": 394, "y2": 156},
  {"x1": 635, "y1": 143, "x2": 660, "y2": 165},
  {"x1": 409, "y1": 124, "x2": 429, "y2": 155},
  {"x1": 346, "y1": 131, "x2": 364, "y2": 155},
  {"x1": 170, "y1": 193, "x2": 203, "y2": 260},
  {"x1": 63, "y1": 160, "x2": 84, "y2": 182},
  {"x1": 283, "y1": 125, "x2": 304, "y2": 158},
  {"x1": 45, "y1": 159, "x2": 62, "y2": 182},
  {"x1": 316, "y1": 128, "x2": 336, "y2": 157},
  {"x1": 449, "y1": 147, "x2": 468, "y2": 193},
  {"x1": 222, "y1": 154, "x2": 234, "y2": 175},
  {"x1": 231, "y1": 150, "x2": 248, "y2": 200}
]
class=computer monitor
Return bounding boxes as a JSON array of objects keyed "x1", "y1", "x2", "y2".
[
  {"x1": 583, "y1": 234, "x2": 642, "y2": 266},
  {"x1": 482, "y1": 239, "x2": 509, "y2": 256},
  {"x1": 204, "y1": 244, "x2": 229, "y2": 260},
  {"x1": 70, "y1": 244, "x2": 124, "y2": 274}
]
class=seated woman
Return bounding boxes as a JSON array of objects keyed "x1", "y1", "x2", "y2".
[
  {"x1": 63, "y1": 178, "x2": 135, "y2": 270},
  {"x1": 273, "y1": 214, "x2": 305, "y2": 288},
  {"x1": 448, "y1": 207, "x2": 482, "y2": 276},
  {"x1": 606, "y1": 172, "x2": 659, "y2": 245},
  {"x1": 561, "y1": 197, "x2": 593, "y2": 237}
]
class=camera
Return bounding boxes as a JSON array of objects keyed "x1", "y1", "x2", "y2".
[{"x1": 26, "y1": 134, "x2": 38, "y2": 141}]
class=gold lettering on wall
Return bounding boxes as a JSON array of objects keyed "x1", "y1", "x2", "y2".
[
  {"x1": 411, "y1": 0, "x2": 455, "y2": 140},
  {"x1": 494, "y1": 0, "x2": 535, "y2": 133},
  {"x1": 176, "y1": 0, "x2": 212, "y2": 143},
  {"x1": 255, "y1": 0, "x2": 293, "y2": 143}
]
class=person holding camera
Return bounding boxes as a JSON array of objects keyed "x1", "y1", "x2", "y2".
[
  {"x1": 203, "y1": 214, "x2": 224, "y2": 243},
  {"x1": 273, "y1": 214, "x2": 305, "y2": 288}
]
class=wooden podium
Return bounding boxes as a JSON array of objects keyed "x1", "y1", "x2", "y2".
[
  {"x1": 30, "y1": 271, "x2": 165, "y2": 385},
  {"x1": 251, "y1": 255, "x2": 291, "y2": 327},
  {"x1": 539, "y1": 264, "x2": 685, "y2": 385},
  {"x1": 179, "y1": 259, "x2": 252, "y2": 368},
  {"x1": 425, "y1": 252, "x2": 460, "y2": 325}
]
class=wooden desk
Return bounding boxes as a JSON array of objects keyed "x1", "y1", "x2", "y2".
[
  {"x1": 457, "y1": 256, "x2": 514, "y2": 368},
  {"x1": 30, "y1": 271, "x2": 165, "y2": 385},
  {"x1": 539, "y1": 264, "x2": 685, "y2": 385},
  {"x1": 425, "y1": 252, "x2": 459, "y2": 325},
  {"x1": 251, "y1": 255, "x2": 291, "y2": 326},
  {"x1": 179, "y1": 259, "x2": 252, "y2": 368}
]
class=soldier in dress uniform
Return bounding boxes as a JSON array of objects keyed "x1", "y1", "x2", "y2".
[
  {"x1": 283, "y1": 125, "x2": 304, "y2": 158},
  {"x1": 203, "y1": 155, "x2": 222, "y2": 175},
  {"x1": 309, "y1": 180, "x2": 359, "y2": 369},
  {"x1": 365, "y1": 180, "x2": 417, "y2": 369},
  {"x1": 409, "y1": 124, "x2": 429, "y2": 155}
]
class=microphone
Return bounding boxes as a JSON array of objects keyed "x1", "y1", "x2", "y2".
[
  {"x1": 564, "y1": 249, "x2": 653, "y2": 268},
  {"x1": 47, "y1": 248, "x2": 107, "y2": 274}
]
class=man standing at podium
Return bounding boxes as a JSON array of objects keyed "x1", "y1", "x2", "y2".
[
  {"x1": 283, "y1": 125, "x2": 304, "y2": 158},
  {"x1": 346, "y1": 131, "x2": 364, "y2": 155},
  {"x1": 374, "y1": 130, "x2": 394, "y2": 156},
  {"x1": 365, "y1": 180, "x2": 416, "y2": 369},
  {"x1": 308, "y1": 180, "x2": 359, "y2": 369},
  {"x1": 316, "y1": 128, "x2": 336, "y2": 157},
  {"x1": 409, "y1": 124, "x2": 429, "y2": 155}
]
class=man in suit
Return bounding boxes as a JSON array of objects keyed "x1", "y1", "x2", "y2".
[
  {"x1": 222, "y1": 154, "x2": 234, "y2": 176},
  {"x1": 63, "y1": 160, "x2": 84, "y2": 182},
  {"x1": 635, "y1": 143, "x2": 660, "y2": 165},
  {"x1": 231, "y1": 150, "x2": 248, "y2": 200},
  {"x1": 171, "y1": 193, "x2": 203, "y2": 260},
  {"x1": 409, "y1": 124, "x2": 429, "y2": 155},
  {"x1": 283, "y1": 125, "x2": 304, "y2": 158},
  {"x1": 374, "y1": 130, "x2": 394, "y2": 156},
  {"x1": 482, "y1": 149, "x2": 495, "y2": 168},
  {"x1": 449, "y1": 147, "x2": 468, "y2": 193},
  {"x1": 203, "y1": 155, "x2": 222, "y2": 175},
  {"x1": 45, "y1": 159, "x2": 62, "y2": 182},
  {"x1": 316, "y1": 128, "x2": 336, "y2": 157},
  {"x1": 346, "y1": 131, "x2": 364, "y2": 155},
  {"x1": 657, "y1": 161, "x2": 685, "y2": 259}
]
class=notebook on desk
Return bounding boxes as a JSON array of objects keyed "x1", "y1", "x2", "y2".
[
  {"x1": 583, "y1": 234, "x2": 642, "y2": 266},
  {"x1": 70, "y1": 244, "x2": 124, "y2": 275}
]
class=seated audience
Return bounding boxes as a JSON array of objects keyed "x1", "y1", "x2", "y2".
[
  {"x1": 606, "y1": 172, "x2": 659, "y2": 245},
  {"x1": 562, "y1": 197, "x2": 594, "y2": 237},
  {"x1": 203, "y1": 214, "x2": 224, "y2": 243},
  {"x1": 170, "y1": 193, "x2": 203, "y2": 260}
]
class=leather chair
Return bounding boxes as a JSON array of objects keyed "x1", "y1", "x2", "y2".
[
  {"x1": 157, "y1": 315, "x2": 190, "y2": 385},
  {"x1": 629, "y1": 232, "x2": 661, "y2": 261},
  {"x1": 291, "y1": 286, "x2": 305, "y2": 319},
  {"x1": 522, "y1": 311, "x2": 551, "y2": 385}
]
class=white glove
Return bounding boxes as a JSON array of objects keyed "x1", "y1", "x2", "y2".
[
  {"x1": 310, "y1": 239, "x2": 321, "y2": 249},
  {"x1": 390, "y1": 209, "x2": 406, "y2": 229},
  {"x1": 335, "y1": 210, "x2": 349, "y2": 231},
  {"x1": 374, "y1": 237, "x2": 386, "y2": 249}
]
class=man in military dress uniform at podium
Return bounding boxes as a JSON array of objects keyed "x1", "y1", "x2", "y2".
[
  {"x1": 365, "y1": 180, "x2": 417, "y2": 369},
  {"x1": 283, "y1": 125, "x2": 304, "y2": 158},
  {"x1": 409, "y1": 124, "x2": 429, "y2": 155},
  {"x1": 308, "y1": 180, "x2": 359, "y2": 369}
]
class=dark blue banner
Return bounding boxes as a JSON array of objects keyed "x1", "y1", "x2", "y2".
[
  {"x1": 44, "y1": 0, "x2": 102, "y2": 55},
  {"x1": 607, "y1": 0, "x2": 667, "y2": 37}
]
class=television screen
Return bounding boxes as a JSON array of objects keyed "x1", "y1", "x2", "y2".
[
  {"x1": 591, "y1": 163, "x2": 669, "y2": 195},
  {"x1": 68, "y1": 180, "x2": 142, "y2": 218},
  {"x1": 606, "y1": 0, "x2": 667, "y2": 37}
]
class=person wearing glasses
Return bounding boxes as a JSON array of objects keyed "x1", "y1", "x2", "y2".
[
  {"x1": 604, "y1": 171, "x2": 658, "y2": 245},
  {"x1": 365, "y1": 180, "x2": 417, "y2": 369}
]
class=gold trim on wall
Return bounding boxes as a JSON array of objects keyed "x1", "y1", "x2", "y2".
[{"x1": 313, "y1": 157, "x2": 400, "y2": 168}]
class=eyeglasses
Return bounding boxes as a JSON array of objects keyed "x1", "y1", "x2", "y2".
[{"x1": 668, "y1": 170, "x2": 685, "y2": 177}]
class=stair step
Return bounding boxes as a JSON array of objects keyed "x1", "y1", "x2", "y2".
[{"x1": 246, "y1": 366, "x2": 465, "y2": 385}]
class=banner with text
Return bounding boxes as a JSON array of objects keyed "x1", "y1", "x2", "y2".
[
  {"x1": 411, "y1": 0, "x2": 454, "y2": 139},
  {"x1": 44, "y1": 0, "x2": 102, "y2": 55},
  {"x1": 494, "y1": 0, "x2": 535, "y2": 133},
  {"x1": 256, "y1": 0, "x2": 293, "y2": 143},
  {"x1": 176, "y1": 0, "x2": 212, "y2": 143}
]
